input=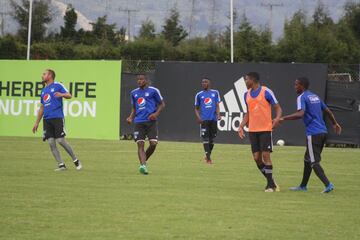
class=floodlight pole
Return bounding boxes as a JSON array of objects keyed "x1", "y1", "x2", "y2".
[
  {"x1": 230, "y1": 0, "x2": 234, "y2": 63},
  {"x1": 26, "y1": 0, "x2": 33, "y2": 60}
]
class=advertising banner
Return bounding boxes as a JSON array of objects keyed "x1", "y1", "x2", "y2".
[{"x1": 0, "y1": 60, "x2": 121, "y2": 140}]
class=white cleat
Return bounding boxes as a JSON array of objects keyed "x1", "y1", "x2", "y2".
[
  {"x1": 75, "y1": 161, "x2": 82, "y2": 170},
  {"x1": 54, "y1": 166, "x2": 67, "y2": 171}
]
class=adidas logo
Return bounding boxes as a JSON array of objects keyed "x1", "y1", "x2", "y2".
[{"x1": 218, "y1": 77, "x2": 249, "y2": 132}]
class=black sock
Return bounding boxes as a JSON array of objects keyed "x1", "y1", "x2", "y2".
[
  {"x1": 256, "y1": 163, "x2": 266, "y2": 177},
  {"x1": 203, "y1": 143, "x2": 211, "y2": 160},
  {"x1": 300, "y1": 161, "x2": 312, "y2": 187},
  {"x1": 264, "y1": 165, "x2": 275, "y2": 188},
  {"x1": 73, "y1": 159, "x2": 80, "y2": 167},
  {"x1": 312, "y1": 163, "x2": 330, "y2": 187},
  {"x1": 209, "y1": 143, "x2": 214, "y2": 151}
]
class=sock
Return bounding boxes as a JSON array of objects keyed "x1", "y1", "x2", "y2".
[
  {"x1": 312, "y1": 163, "x2": 330, "y2": 187},
  {"x1": 209, "y1": 140, "x2": 214, "y2": 151},
  {"x1": 264, "y1": 165, "x2": 275, "y2": 188},
  {"x1": 73, "y1": 159, "x2": 80, "y2": 166},
  {"x1": 300, "y1": 161, "x2": 312, "y2": 187},
  {"x1": 48, "y1": 138, "x2": 64, "y2": 165},
  {"x1": 203, "y1": 143, "x2": 211, "y2": 160},
  {"x1": 256, "y1": 163, "x2": 266, "y2": 177},
  {"x1": 57, "y1": 138, "x2": 77, "y2": 161}
]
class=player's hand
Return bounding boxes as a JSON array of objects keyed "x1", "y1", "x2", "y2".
[
  {"x1": 126, "y1": 117, "x2": 133, "y2": 124},
  {"x1": 272, "y1": 118, "x2": 281, "y2": 129},
  {"x1": 196, "y1": 117, "x2": 203, "y2": 124},
  {"x1": 148, "y1": 113, "x2": 158, "y2": 121},
  {"x1": 54, "y1": 92, "x2": 63, "y2": 98},
  {"x1": 333, "y1": 123, "x2": 342, "y2": 135},
  {"x1": 238, "y1": 127, "x2": 245, "y2": 139},
  {"x1": 32, "y1": 123, "x2": 38, "y2": 133}
]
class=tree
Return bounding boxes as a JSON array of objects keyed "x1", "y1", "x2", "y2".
[
  {"x1": 312, "y1": 1, "x2": 333, "y2": 29},
  {"x1": 91, "y1": 15, "x2": 118, "y2": 45},
  {"x1": 138, "y1": 19, "x2": 156, "y2": 40},
  {"x1": 60, "y1": 4, "x2": 77, "y2": 41},
  {"x1": 10, "y1": 0, "x2": 52, "y2": 43},
  {"x1": 343, "y1": 2, "x2": 360, "y2": 40},
  {"x1": 161, "y1": 7, "x2": 188, "y2": 46}
]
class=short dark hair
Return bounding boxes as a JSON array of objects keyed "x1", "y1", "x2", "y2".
[
  {"x1": 297, "y1": 77, "x2": 310, "y2": 89},
  {"x1": 47, "y1": 69, "x2": 56, "y2": 80},
  {"x1": 202, "y1": 77, "x2": 210, "y2": 81},
  {"x1": 137, "y1": 74, "x2": 148, "y2": 80},
  {"x1": 246, "y1": 72, "x2": 260, "y2": 82}
]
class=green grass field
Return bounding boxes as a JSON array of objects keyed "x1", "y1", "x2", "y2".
[{"x1": 0, "y1": 137, "x2": 359, "y2": 240}]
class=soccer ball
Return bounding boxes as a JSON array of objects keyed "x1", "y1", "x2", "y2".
[{"x1": 276, "y1": 139, "x2": 285, "y2": 146}]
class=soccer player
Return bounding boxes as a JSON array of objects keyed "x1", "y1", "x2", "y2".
[
  {"x1": 194, "y1": 78, "x2": 221, "y2": 164},
  {"x1": 280, "y1": 77, "x2": 341, "y2": 193},
  {"x1": 238, "y1": 72, "x2": 282, "y2": 192},
  {"x1": 32, "y1": 69, "x2": 82, "y2": 171},
  {"x1": 126, "y1": 74, "x2": 165, "y2": 175}
]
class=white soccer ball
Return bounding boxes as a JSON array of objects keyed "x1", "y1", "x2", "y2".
[{"x1": 276, "y1": 139, "x2": 285, "y2": 146}]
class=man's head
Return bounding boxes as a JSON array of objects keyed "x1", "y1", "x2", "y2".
[
  {"x1": 244, "y1": 72, "x2": 260, "y2": 89},
  {"x1": 137, "y1": 74, "x2": 148, "y2": 88},
  {"x1": 201, "y1": 78, "x2": 211, "y2": 90},
  {"x1": 295, "y1": 77, "x2": 309, "y2": 94},
  {"x1": 42, "y1": 69, "x2": 56, "y2": 83}
]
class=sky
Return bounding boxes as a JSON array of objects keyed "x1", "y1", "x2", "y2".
[{"x1": 0, "y1": 0, "x2": 359, "y2": 40}]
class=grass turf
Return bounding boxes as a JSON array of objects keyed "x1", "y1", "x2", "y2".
[{"x1": 0, "y1": 136, "x2": 359, "y2": 240}]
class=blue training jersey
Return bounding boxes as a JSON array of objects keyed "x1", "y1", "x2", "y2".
[
  {"x1": 195, "y1": 89, "x2": 221, "y2": 121},
  {"x1": 297, "y1": 90, "x2": 328, "y2": 136},
  {"x1": 243, "y1": 86, "x2": 278, "y2": 108},
  {"x1": 131, "y1": 86, "x2": 163, "y2": 123},
  {"x1": 40, "y1": 82, "x2": 68, "y2": 120}
]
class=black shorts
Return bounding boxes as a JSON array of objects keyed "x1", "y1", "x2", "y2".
[
  {"x1": 43, "y1": 118, "x2": 66, "y2": 141},
  {"x1": 304, "y1": 133, "x2": 326, "y2": 163},
  {"x1": 200, "y1": 120, "x2": 217, "y2": 141},
  {"x1": 134, "y1": 121, "x2": 158, "y2": 142},
  {"x1": 249, "y1": 131, "x2": 273, "y2": 153}
]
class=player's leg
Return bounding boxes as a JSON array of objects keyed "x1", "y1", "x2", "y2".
[
  {"x1": 201, "y1": 121, "x2": 212, "y2": 163},
  {"x1": 44, "y1": 119, "x2": 66, "y2": 170},
  {"x1": 260, "y1": 132, "x2": 278, "y2": 192},
  {"x1": 307, "y1": 134, "x2": 333, "y2": 192},
  {"x1": 208, "y1": 121, "x2": 217, "y2": 161},
  {"x1": 134, "y1": 124, "x2": 148, "y2": 174},
  {"x1": 249, "y1": 132, "x2": 266, "y2": 177},
  {"x1": 145, "y1": 121, "x2": 158, "y2": 161},
  {"x1": 53, "y1": 119, "x2": 82, "y2": 170}
]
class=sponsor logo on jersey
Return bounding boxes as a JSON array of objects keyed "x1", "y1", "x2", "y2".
[
  {"x1": 204, "y1": 97, "x2": 212, "y2": 105},
  {"x1": 43, "y1": 94, "x2": 51, "y2": 103},
  {"x1": 137, "y1": 97, "x2": 146, "y2": 107}
]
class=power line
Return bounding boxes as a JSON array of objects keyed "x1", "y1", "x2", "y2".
[
  {"x1": 118, "y1": 7, "x2": 139, "y2": 41},
  {"x1": 261, "y1": 1, "x2": 284, "y2": 33},
  {"x1": 0, "y1": 11, "x2": 10, "y2": 36}
]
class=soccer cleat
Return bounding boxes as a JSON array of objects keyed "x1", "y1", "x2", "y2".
[
  {"x1": 322, "y1": 183, "x2": 334, "y2": 193},
  {"x1": 204, "y1": 157, "x2": 213, "y2": 164},
  {"x1": 264, "y1": 187, "x2": 275, "y2": 193},
  {"x1": 74, "y1": 159, "x2": 82, "y2": 170},
  {"x1": 54, "y1": 165, "x2": 67, "y2": 171},
  {"x1": 289, "y1": 186, "x2": 308, "y2": 192},
  {"x1": 273, "y1": 181, "x2": 281, "y2": 192},
  {"x1": 139, "y1": 165, "x2": 149, "y2": 175}
]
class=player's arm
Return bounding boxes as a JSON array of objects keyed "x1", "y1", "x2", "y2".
[
  {"x1": 32, "y1": 105, "x2": 44, "y2": 133},
  {"x1": 126, "y1": 106, "x2": 136, "y2": 124},
  {"x1": 54, "y1": 92, "x2": 72, "y2": 99},
  {"x1": 194, "y1": 106, "x2": 202, "y2": 124},
  {"x1": 272, "y1": 103, "x2": 282, "y2": 128},
  {"x1": 149, "y1": 100, "x2": 165, "y2": 120},
  {"x1": 238, "y1": 113, "x2": 249, "y2": 139},
  {"x1": 281, "y1": 110, "x2": 304, "y2": 121},
  {"x1": 324, "y1": 108, "x2": 342, "y2": 135}
]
